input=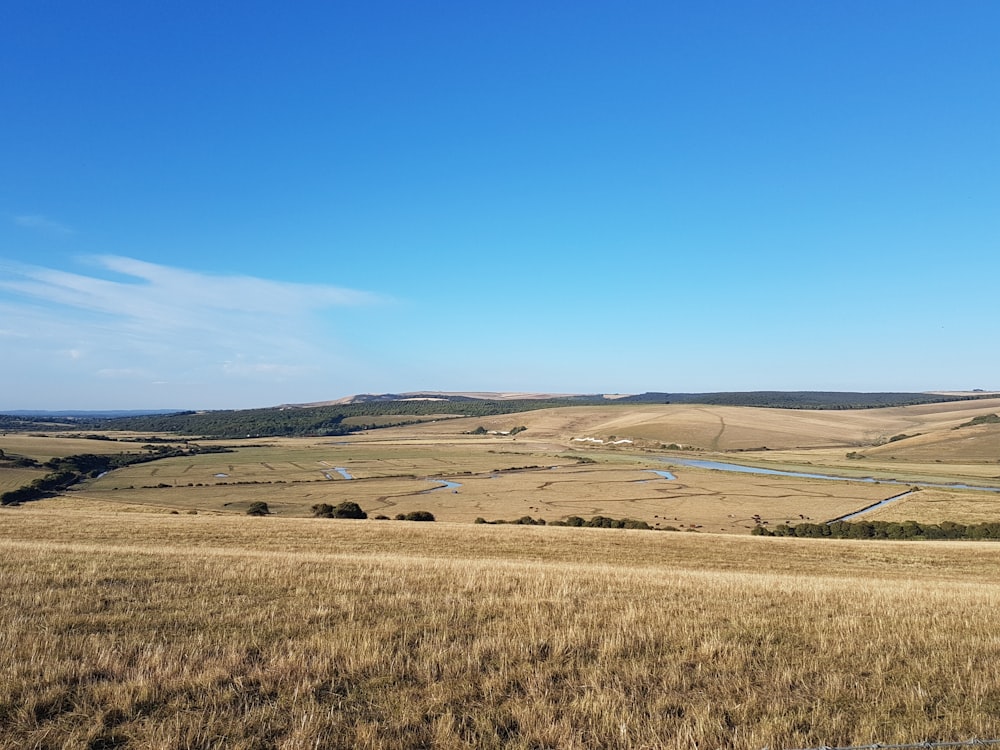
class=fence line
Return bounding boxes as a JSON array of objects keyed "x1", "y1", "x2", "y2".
[{"x1": 785, "y1": 739, "x2": 1000, "y2": 750}]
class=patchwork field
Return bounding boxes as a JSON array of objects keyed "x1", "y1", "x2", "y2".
[
  {"x1": 45, "y1": 438, "x2": 907, "y2": 531},
  {"x1": 2, "y1": 400, "x2": 1000, "y2": 748},
  {"x1": 4, "y1": 398, "x2": 1000, "y2": 531},
  {"x1": 2, "y1": 507, "x2": 1000, "y2": 749}
]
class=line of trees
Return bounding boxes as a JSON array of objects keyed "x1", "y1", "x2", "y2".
[
  {"x1": 752, "y1": 519, "x2": 1000, "y2": 540},
  {"x1": 475, "y1": 514, "x2": 653, "y2": 530}
]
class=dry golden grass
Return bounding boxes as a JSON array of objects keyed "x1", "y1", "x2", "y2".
[
  {"x1": 2, "y1": 425, "x2": 980, "y2": 533},
  {"x1": 7, "y1": 398, "x2": 1000, "y2": 532},
  {"x1": 65, "y1": 452, "x2": 899, "y2": 531},
  {"x1": 0, "y1": 433, "x2": 178, "y2": 462},
  {"x1": 2, "y1": 507, "x2": 1000, "y2": 749},
  {"x1": 423, "y1": 397, "x2": 1000, "y2": 452},
  {"x1": 865, "y1": 488, "x2": 1000, "y2": 525},
  {"x1": 0, "y1": 466, "x2": 47, "y2": 492}
]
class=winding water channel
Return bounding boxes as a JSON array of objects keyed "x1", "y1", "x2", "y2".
[
  {"x1": 655, "y1": 457, "x2": 1000, "y2": 493},
  {"x1": 423, "y1": 479, "x2": 462, "y2": 493}
]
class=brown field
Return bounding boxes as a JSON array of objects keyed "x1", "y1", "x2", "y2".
[
  {"x1": 55, "y1": 438, "x2": 899, "y2": 531},
  {"x1": 5, "y1": 399, "x2": 1000, "y2": 531},
  {"x1": 422, "y1": 397, "x2": 1000, "y2": 451},
  {"x1": 864, "y1": 487, "x2": 1000, "y2": 525},
  {"x1": 2, "y1": 507, "x2": 1000, "y2": 749},
  {"x1": 0, "y1": 432, "x2": 185, "y2": 462},
  {"x1": 3, "y1": 400, "x2": 1000, "y2": 748},
  {"x1": 0, "y1": 466, "x2": 47, "y2": 492}
]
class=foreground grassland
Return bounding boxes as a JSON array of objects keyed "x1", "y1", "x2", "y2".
[{"x1": 2, "y1": 508, "x2": 1000, "y2": 749}]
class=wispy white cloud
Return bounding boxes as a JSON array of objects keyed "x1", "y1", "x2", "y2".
[
  {"x1": 13, "y1": 214, "x2": 75, "y2": 235},
  {"x1": 96, "y1": 367, "x2": 155, "y2": 379},
  {"x1": 0, "y1": 255, "x2": 379, "y2": 327},
  {"x1": 0, "y1": 256, "x2": 385, "y2": 405}
]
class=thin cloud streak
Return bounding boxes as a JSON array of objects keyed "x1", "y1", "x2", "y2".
[
  {"x1": 0, "y1": 256, "x2": 381, "y2": 325},
  {"x1": 13, "y1": 214, "x2": 75, "y2": 235},
  {"x1": 0, "y1": 256, "x2": 385, "y2": 403}
]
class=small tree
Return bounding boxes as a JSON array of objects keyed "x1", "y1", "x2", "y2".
[
  {"x1": 333, "y1": 501, "x2": 367, "y2": 519},
  {"x1": 406, "y1": 510, "x2": 435, "y2": 522}
]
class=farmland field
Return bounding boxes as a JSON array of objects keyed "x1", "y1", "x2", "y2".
[
  {"x1": 4, "y1": 399, "x2": 1000, "y2": 530},
  {"x1": 0, "y1": 466, "x2": 47, "y2": 492},
  {"x1": 2, "y1": 399, "x2": 1000, "y2": 747},
  {"x1": 2, "y1": 507, "x2": 1000, "y2": 749}
]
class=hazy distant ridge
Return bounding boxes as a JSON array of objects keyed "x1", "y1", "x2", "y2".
[{"x1": 2, "y1": 392, "x2": 993, "y2": 438}]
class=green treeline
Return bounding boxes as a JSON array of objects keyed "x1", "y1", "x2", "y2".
[
  {"x1": 91, "y1": 400, "x2": 580, "y2": 438},
  {"x1": 752, "y1": 519, "x2": 1000, "y2": 540},
  {"x1": 955, "y1": 413, "x2": 1000, "y2": 429},
  {"x1": 0, "y1": 415, "x2": 79, "y2": 431},
  {"x1": 475, "y1": 514, "x2": 653, "y2": 530}
]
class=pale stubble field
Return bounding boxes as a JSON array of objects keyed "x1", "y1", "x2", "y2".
[
  {"x1": 2, "y1": 508, "x2": 1000, "y2": 749},
  {"x1": 3, "y1": 401, "x2": 1000, "y2": 748}
]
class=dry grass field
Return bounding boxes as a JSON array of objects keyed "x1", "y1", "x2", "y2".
[
  {"x1": 0, "y1": 432, "x2": 183, "y2": 462},
  {"x1": 0, "y1": 466, "x2": 47, "y2": 492},
  {"x1": 864, "y1": 487, "x2": 1000, "y2": 525},
  {"x1": 2, "y1": 507, "x2": 1000, "y2": 749},
  {"x1": 4, "y1": 398, "x2": 999, "y2": 531},
  {"x1": 56, "y1": 439, "x2": 899, "y2": 531},
  {"x1": 3, "y1": 401, "x2": 1000, "y2": 748},
  {"x1": 421, "y1": 397, "x2": 1000, "y2": 452}
]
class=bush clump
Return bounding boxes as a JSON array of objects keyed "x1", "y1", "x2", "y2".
[
  {"x1": 395, "y1": 511, "x2": 435, "y2": 522},
  {"x1": 246, "y1": 502, "x2": 270, "y2": 516},
  {"x1": 312, "y1": 502, "x2": 367, "y2": 519},
  {"x1": 955, "y1": 413, "x2": 1000, "y2": 429},
  {"x1": 479, "y1": 514, "x2": 652, "y2": 530},
  {"x1": 752, "y1": 519, "x2": 1000, "y2": 540}
]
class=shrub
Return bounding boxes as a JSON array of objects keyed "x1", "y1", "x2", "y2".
[
  {"x1": 956, "y1": 413, "x2": 1000, "y2": 429},
  {"x1": 333, "y1": 501, "x2": 367, "y2": 519},
  {"x1": 399, "y1": 510, "x2": 435, "y2": 522},
  {"x1": 246, "y1": 502, "x2": 270, "y2": 516},
  {"x1": 621, "y1": 518, "x2": 651, "y2": 530},
  {"x1": 514, "y1": 515, "x2": 544, "y2": 525}
]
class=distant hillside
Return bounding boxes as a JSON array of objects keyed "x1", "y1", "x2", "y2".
[
  {"x1": 612, "y1": 391, "x2": 983, "y2": 409},
  {"x1": 2, "y1": 409, "x2": 181, "y2": 419},
  {"x1": 0, "y1": 410, "x2": 181, "y2": 432},
  {"x1": 293, "y1": 391, "x2": 583, "y2": 406},
  {"x1": 2, "y1": 392, "x2": 990, "y2": 439},
  {"x1": 298, "y1": 390, "x2": 991, "y2": 410}
]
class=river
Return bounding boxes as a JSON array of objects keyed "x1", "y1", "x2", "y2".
[{"x1": 655, "y1": 457, "x2": 1000, "y2": 493}]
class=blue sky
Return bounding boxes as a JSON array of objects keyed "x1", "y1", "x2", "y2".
[{"x1": 2, "y1": 1, "x2": 998, "y2": 409}]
